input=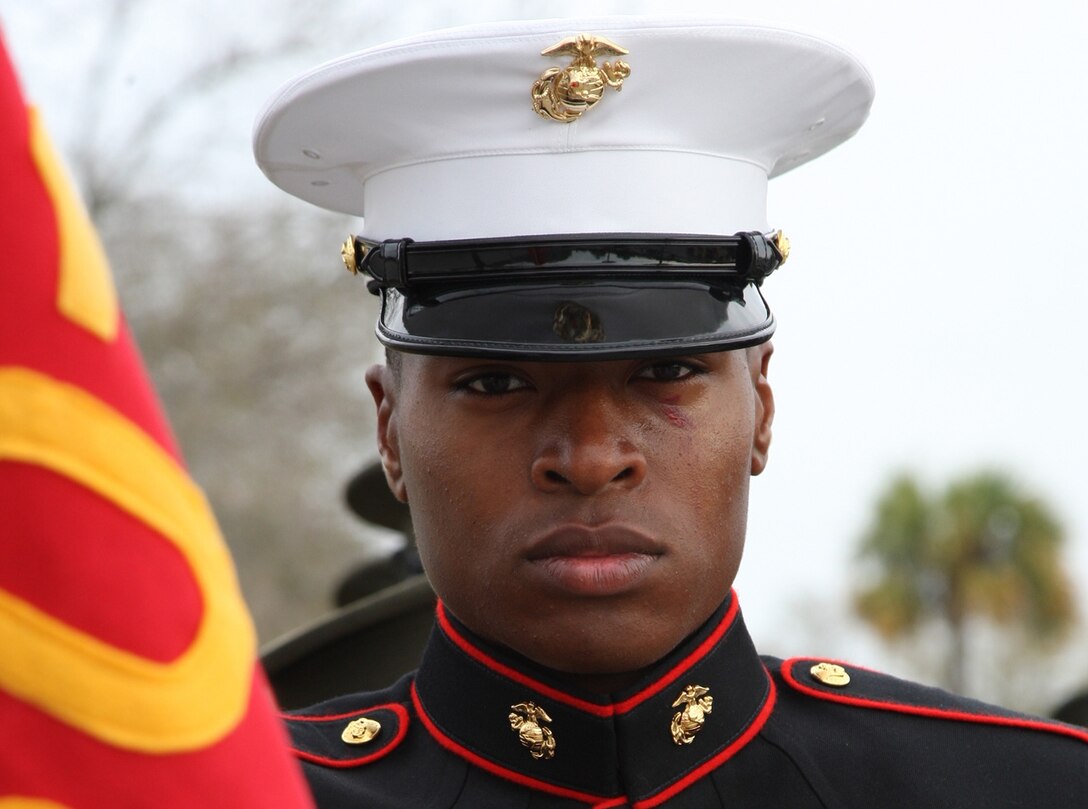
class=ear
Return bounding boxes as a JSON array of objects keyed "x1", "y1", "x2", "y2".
[
  {"x1": 365, "y1": 363, "x2": 408, "y2": 503},
  {"x1": 748, "y1": 342, "x2": 775, "y2": 476}
]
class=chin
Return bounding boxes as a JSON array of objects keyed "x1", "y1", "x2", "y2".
[{"x1": 516, "y1": 605, "x2": 701, "y2": 675}]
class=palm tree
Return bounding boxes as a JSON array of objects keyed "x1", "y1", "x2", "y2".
[{"x1": 854, "y1": 471, "x2": 1076, "y2": 695}]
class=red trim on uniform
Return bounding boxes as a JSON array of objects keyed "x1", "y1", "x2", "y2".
[
  {"x1": 435, "y1": 592, "x2": 739, "y2": 717},
  {"x1": 284, "y1": 703, "x2": 405, "y2": 723},
  {"x1": 632, "y1": 674, "x2": 777, "y2": 809},
  {"x1": 285, "y1": 702, "x2": 410, "y2": 769},
  {"x1": 614, "y1": 595, "x2": 739, "y2": 714},
  {"x1": 780, "y1": 658, "x2": 1088, "y2": 746},
  {"x1": 435, "y1": 602, "x2": 613, "y2": 717},
  {"x1": 411, "y1": 681, "x2": 623, "y2": 806}
]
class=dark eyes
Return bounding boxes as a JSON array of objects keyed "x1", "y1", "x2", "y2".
[
  {"x1": 633, "y1": 361, "x2": 702, "y2": 382},
  {"x1": 459, "y1": 372, "x2": 530, "y2": 395},
  {"x1": 457, "y1": 360, "x2": 703, "y2": 396}
]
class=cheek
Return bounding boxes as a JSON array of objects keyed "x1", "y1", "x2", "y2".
[
  {"x1": 658, "y1": 400, "x2": 753, "y2": 476},
  {"x1": 657, "y1": 409, "x2": 752, "y2": 556},
  {"x1": 397, "y1": 414, "x2": 526, "y2": 576},
  {"x1": 405, "y1": 432, "x2": 523, "y2": 508}
]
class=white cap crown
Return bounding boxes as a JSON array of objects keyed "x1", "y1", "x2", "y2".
[{"x1": 253, "y1": 17, "x2": 874, "y2": 241}]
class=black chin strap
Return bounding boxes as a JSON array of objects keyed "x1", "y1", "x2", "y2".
[{"x1": 343, "y1": 231, "x2": 788, "y2": 293}]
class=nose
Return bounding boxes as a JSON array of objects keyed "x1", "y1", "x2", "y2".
[{"x1": 530, "y1": 387, "x2": 648, "y2": 496}]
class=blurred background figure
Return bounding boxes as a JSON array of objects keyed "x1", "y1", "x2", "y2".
[{"x1": 262, "y1": 462, "x2": 434, "y2": 709}]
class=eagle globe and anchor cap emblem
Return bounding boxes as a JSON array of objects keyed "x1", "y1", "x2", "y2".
[
  {"x1": 531, "y1": 33, "x2": 631, "y2": 122},
  {"x1": 509, "y1": 701, "x2": 557, "y2": 760}
]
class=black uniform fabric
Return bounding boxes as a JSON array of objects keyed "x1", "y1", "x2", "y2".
[{"x1": 283, "y1": 593, "x2": 1088, "y2": 807}]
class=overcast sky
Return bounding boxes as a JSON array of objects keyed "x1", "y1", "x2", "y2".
[{"x1": 4, "y1": 0, "x2": 1087, "y2": 706}]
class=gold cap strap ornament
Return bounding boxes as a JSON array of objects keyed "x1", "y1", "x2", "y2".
[
  {"x1": 341, "y1": 234, "x2": 372, "y2": 275},
  {"x1": 531, "y1": 34, "x2": 630, "y2": 122},
  {"x1": 771, "y1": 230, "x2": 790, "y2": 265}
]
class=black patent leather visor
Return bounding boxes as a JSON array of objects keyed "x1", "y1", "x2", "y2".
[
  {"x1": 357, "y1": 233, "x2": 782, "y2": 359},
  {"x1": 377, "y1": 280, "x2": 773, "y2": 359}
]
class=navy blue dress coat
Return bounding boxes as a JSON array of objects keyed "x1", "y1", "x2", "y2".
[{"x1": 283, "y1": 595, "x2": 1088, "y2": 807}]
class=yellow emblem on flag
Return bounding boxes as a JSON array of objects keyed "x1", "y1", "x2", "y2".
[
  {"x1": 0, "y1": 367, "x2": 254, "y2": 753},
  {"x1": 27, "y1": 108, "x2": 118, "y2": 342}
]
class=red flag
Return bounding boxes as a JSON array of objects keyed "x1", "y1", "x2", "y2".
[{"x1": 0, "y1": 30, "x2": 314, "y2": 807}]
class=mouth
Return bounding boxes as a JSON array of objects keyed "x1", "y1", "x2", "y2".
[{"x1": 524, "y1": 524, "x2": 664, "y2": 596}]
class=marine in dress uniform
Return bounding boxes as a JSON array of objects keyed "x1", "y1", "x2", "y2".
[{"x1": 253, "y1": 17, "x2": 1088, "y2": 807}]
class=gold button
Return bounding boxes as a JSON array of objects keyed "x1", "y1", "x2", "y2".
[
  {"x1": 809, "y1": 662, "x2": 851, "y2": 687},
  {"x1": 341, "y1": 716, "x2": 381, "y2": 745},
  {"x1": 340, "y1": 235, "x2": 359, "y2": 275},
  {"x1": 773, "y1": 230, "x2": 791, "y2": 264}
]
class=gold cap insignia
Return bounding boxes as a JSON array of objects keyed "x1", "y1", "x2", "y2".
[
  {"x1": 531, "y1": 34, "x2": 630, "y2": 123},
  {"x1": 341, "y1": 716, "x2": 382, "y2": 745},
  {"x1": 670, "y1": 684, "x2": 713, "y2": 745},
  {"x1": 553, "y1": 301, "x2": 604, "y2": 343},
  {"x1": 509, "y1": 701, "x2": 556, "y2": 760},
  {"x1": 810, "y1": 662, "x2": 851, "y2": 687}
]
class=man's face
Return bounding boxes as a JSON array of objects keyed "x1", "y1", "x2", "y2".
[{"x1": 366, "y1": 346, "x2": 774, "y2": 678}]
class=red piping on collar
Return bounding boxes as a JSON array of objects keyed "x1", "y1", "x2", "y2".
[
  {"x1": 410, "y1": 681, "x2": 625, "y2": 807},
  {"x1": 633, "y1": 673, "x2": 777, "y2": 809},
  {"x1": 781, "y1": 658, "x2": 1088, "y2": 746},
  {"x1": 435, "y1": 592, "x2": 740, "y2": 718},
  {"x1": 286, "y1": 702, "x2": 410, "y2": 769},
  {"x1": 411, "y1": 671, "x2": 775, "y2": 809}
]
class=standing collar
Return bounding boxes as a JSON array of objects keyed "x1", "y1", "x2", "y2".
[{"x1": 412, "y1": 591, "x2": 775, "y2": 808}]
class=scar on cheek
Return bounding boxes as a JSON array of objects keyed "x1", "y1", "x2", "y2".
[{"x1": 662, "y1": 404, "x2": 689, "y2": 428}]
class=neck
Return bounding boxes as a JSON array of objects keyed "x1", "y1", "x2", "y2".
[{"x1": 549, "y1": 666, "x2": 655, "y2": 695}]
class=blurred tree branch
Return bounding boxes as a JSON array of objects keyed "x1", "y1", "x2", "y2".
[{"x1": 27, "y1": 0, "x2": 402, "y2": 641}]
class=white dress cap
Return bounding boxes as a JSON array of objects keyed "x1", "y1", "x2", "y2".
[{"x1": 253, "y1": 17, "x2": 874, "y2": 242}]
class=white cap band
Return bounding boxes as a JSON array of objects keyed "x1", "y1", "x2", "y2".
[{"x1": 363, "y1": 150, "x2": 768, "y2": 240}]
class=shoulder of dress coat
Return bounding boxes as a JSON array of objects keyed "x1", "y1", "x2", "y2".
[
  {"x1": 280, "y1": 675, "x2": 413, "y2": 769},
  {"x1": 770, "y1": 655, "x2": 1088, "y2": 746}
]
